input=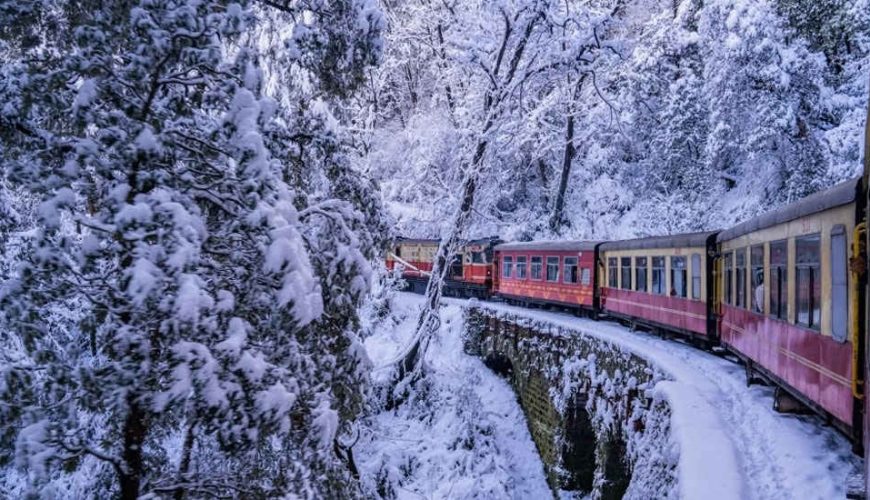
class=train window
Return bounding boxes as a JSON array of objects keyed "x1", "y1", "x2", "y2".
[
  {"x1": 635, "y1": 257, "x2": 648, "y2": 292},
  {"x1": 670, "y1": 256, "x2": 687, "y2": 297},
  {"x1": 736, "y1": 249, "x2": 746, "y2": 308},
  {"x1": 831, "y1": 225, "x2": 848, "y2": 342},
  {"x1": 751, "y1": 245, "x2": 764, "y2": 313},
  {"x1": 531, "y1": 256, "x2": 543, "y2": 280},
  {"x1": 795, "y1": 234, "x2": 821, "y2": 330},
  {"x1": 516, "y1": 256, "x2": 528, "y2": 279},
  {"x1": 724, "y1": 253, "x2": 733, "y2": 305},
  {"x1": 691, "y1": 254, "x2": 701, "y2": 300},
  {"x1": 451, "y1": 254, "x2": 464, "y2": 278},
  {"x1": 472, "y1": 251, "x2": 485, "y2": 264},
  {"x1": 546, "y1": 257, "x2": 560, "y2": 282},
  {"x1": 564, "y1": 257, "x2": 579, "y2": 284},
  {"x1": 770, "y1": 240, "x2": 787, "y2": 320},
  {"x1": 620, "y1": 257, "x2": 632, "y2": 289},
  {"x1": 608, "y1": 257, "x2": 618, "y2": 288},
  {"x1": 581, "y1": 268, "x2": 591, "y2": 286},
  {"x1": 652, "y1": 257, "x2": 665, "y2": 295},
  {"x1": 502, "y1": 256, "x2": 513, "y2": 279}
]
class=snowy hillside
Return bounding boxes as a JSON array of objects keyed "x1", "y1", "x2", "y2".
[
  {"x1": 354, "y1": 0, "x2": 870, "y2": 240},
  {"x1": 360, "y1": 293, "x2": 859, "y2": 499},
  {"x1": 357, "y1": 294, "x2": 551, "y2": 498}
]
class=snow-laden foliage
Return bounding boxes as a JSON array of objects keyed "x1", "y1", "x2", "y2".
[
  {"x1": 0, "y1": 1, "x2": 387, "y2": 497},
  {"x1": 357, "y1": 0, "x2": 870, "y2": 240}
]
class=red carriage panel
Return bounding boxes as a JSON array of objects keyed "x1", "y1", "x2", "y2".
[
  {"x1": 721, "y1": 305, "x2": 853, "y2": 426},
  {"x1": 462, "y1": 261, "x2": 492, "y2": 285},
  {"x1": 601, "y1": 288, "x2": 709, "y2": 336},
  {"x1": 495, "y1": 248, "x2": 596, "y2": 308}
]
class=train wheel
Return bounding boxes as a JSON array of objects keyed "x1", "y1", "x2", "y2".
[{"x1": 745, "y1": 362, "x2": 755, "y2": 387}]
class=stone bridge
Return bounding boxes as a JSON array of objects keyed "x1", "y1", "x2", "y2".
[{"x1": 462, "y1": 304, "x2": 677, "y2": 498}]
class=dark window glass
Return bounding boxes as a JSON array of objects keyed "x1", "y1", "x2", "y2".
[
  {"x1": 564, "y1": 257, "x2": 579, "y2": 284},
  {"x1": 652, "y1": 257, "x2": 665, "y2": 295},
  {"x1": 531, "y1": 256, "x2": 542, "y2": 280},
  {"x1": 770, "y1": 240, "x2": 787, "y2": 320},
  {"x1": 751, "y1": 245, "x2": 764, "y2": 313},
  {"x1": 796, "y1": 235, "x2": 821, "y2": 329},
  {"x1": 581, "y1": 268, "x2": 591, "y2": 286},
  {"x1": 691, "y1": 254, "x2": 702, "y2": 300},
  {"x1": 546, "y1": 257, "x2": 560, "y2": 282},
  {"x1": 736, "y1": 249, "x2": 746, "y2": 308},
  {"x1": 516, "y1": 256, "x2": 527, "y2": 279},
  {"x1": 620, "y1": 257, "x2": 632, "y2": 289},
  {"x1": 831, "y1": 226, "x2": 848, "y2": 342},
  {"x1": 724, "y1": 253, "x2": 733, "y2": 305},
  {"x1": 608, "y1": 257, "x2": 618, "y2": 288},
  {"x1": 502, "y1": 256, "x2": 513, "y2": 279},
  {"x1": 472, "y1": 251, "x2": 485, "y2": 264},
  {"x1": 450, "y1": 254, "x2": 463, "y2": 277},
  {"x1": 670, "y1": 256, "x2": 687, "y2": 297},
  {"x1": 635, "y1": 257, "x2": 648, "y2": 292}
]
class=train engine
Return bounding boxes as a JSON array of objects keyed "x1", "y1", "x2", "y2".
[{"x1": 385, "y1": 236, "x2": 501, "y2": 298}]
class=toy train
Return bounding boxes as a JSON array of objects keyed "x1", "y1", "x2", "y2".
[{"x1": 386, "y1": 176, "x2": 869, "y2": 454}]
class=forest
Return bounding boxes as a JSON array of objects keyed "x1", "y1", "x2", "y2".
[{"x1": 0, "y1": 0, "x2": 868, "y2": 498}]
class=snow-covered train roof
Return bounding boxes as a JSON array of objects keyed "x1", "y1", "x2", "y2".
[
  {"x1": 395, "y1": 236, "x2": 501, "y2": 246},
  {"x1": 717, "y1": 177, "x2": 861, "y2": 242},
  {"x1": 395, "y1": 237, "x2": 440, "y2": 245},
  {"x1": 494, "y1": 240, "x2": 600, "y2": 252},
  {"x1": 600, "y1": 231, "x2": 718, "y2": 251}
]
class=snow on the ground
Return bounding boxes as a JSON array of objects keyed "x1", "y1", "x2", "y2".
[
  {"x1": 357, "y1": 293, "x2": 551, "y2": 499},
  {"x1": 471, "y1": 298, "x2": 862, "y2": 500}
]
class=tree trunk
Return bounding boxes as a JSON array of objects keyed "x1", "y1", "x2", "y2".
[
  {"x1": 389, "y1": 8, "x2": 542, "y2": 402},
  {"x1": 549, "y1": 111, "x2": 575, "y2": 234},
  {"x1": 120, "y1": 397, "x2": 148, "y2": 500},
  {"x1": 549, "y1": 74, "x2": 588, "y2": 234},
  {"x1": 436, "y1": 24, "x2": 456, "y2": 115},
  {"x1": 173, "y1": 420, "x2": 196, "y2": 500},
  {"x1": 393, "y1": 137, "x2": 486, "y2": 389}
]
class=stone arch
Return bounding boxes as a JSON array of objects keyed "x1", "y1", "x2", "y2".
[
  {"x1": 599, "y1": 432, "x2": 630, "y2": 500},
  {"x1": 560, "y1": 393, "x2": 597, "y2": 494},
  {"x1": 483, "y1": 351, "x2": 514, "y2": 380}
]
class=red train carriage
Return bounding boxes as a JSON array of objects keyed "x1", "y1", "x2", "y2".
[
  {"x1": 386, "y1": 236, "x2": 500, "y2": 297},
  {"x1": 599, "y1": 232, "x2": 719, "y2": 344},
  {"x1": 717, "y1": 177, "x2": 864, "y2": 438},
  {"x1": 493, "y1": 241, "x2": 600, "y2": 314}
]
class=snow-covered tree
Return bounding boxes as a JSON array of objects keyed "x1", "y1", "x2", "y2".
[
  {"x1": 362, "y1": 0, "x2": 868, "y2": 240},
  {"x1": 0, "y1": 1, "x2": 385, "y2": 497}
]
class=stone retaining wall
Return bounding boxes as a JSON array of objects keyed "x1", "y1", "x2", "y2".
[{"x1": 463, "y1": 305, "x2": 678, "y2": 498}]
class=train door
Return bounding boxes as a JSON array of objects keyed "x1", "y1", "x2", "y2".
[
  {"x1": 713, "y1": 245, "x2": 724, "y2": 339},
  {"x1": 706, "y1": 236, "x2": 720, "y2": 341},
  {"x1": 450, "y1": 253, "x2": 463, "y2": 280}
]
